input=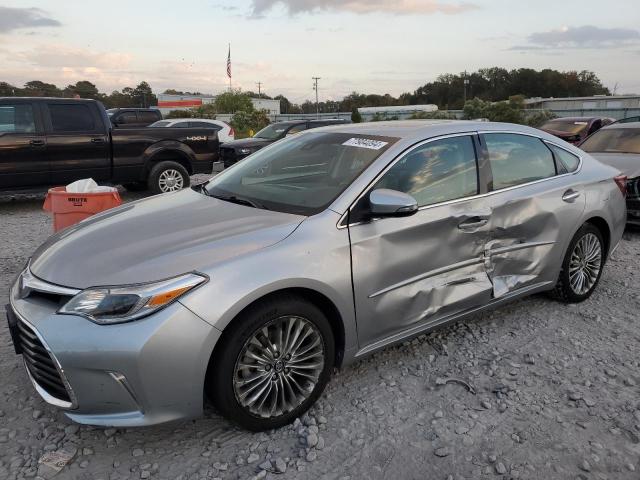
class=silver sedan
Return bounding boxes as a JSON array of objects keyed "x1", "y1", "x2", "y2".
[{"x1": 7, "y1": 121, "x2": 627, "y2": 430}]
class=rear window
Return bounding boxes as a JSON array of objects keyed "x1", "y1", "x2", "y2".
[
  {"x1": 48, "y1": 104, "x2": 96, "y2": 132},
  {"x1": 580, "y1": 128, "x2": 640, "y2": 154},
  {"x1": 541, "y1": 119, "x2": 589, "y2": 135},
  {"x1": 0, "y1": 104, "x2": 36, "y2": 133}
]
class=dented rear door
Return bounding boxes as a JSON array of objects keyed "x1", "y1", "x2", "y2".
[
  {"x1": 348, "y1": 133, "x2": 494, "y2": 350},
  {"x1": 479, "y1": 133, "x2": 586, "y2": 297}
]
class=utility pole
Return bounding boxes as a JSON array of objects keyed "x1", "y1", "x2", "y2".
[
  {"x1": 463, "y1": 70, "x2": 470, "y2": 105},
  {"x1": 312, "y1": 77, "x2": 321, "y2": 118},
  {"x1": 256, "y1": 82, "x2": 262, "y2": 98}
]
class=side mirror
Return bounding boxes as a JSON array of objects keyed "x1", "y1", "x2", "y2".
[{"x1": 369, "y1": 189, "x2": 418, "y2": 217}]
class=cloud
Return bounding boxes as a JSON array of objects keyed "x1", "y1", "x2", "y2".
[
  {"x1": 18, "y1": 44, "x2": 133, "y2": 69},
  {"x1": 251, "y1": 0, "x2": 477, "y2": 16},
  {"x1": 0, "y1": 6, "x2": 60, "y2": 33},
  {"x1": 512, "y1": 25, "x2": 640, "y2": 50}
]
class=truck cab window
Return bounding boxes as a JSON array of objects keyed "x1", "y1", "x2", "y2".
[
  {"x1": 0, "y1": 104, "x2": 36, "y2": 133},
  {"x1": 49, "y1": 104, "x2": 95, "y2": 132}
]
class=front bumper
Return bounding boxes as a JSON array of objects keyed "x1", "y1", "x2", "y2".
[{"x1": 8, "y1": 279, "x2": 221, "y2": 427}]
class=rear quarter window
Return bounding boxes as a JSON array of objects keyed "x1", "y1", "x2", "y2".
[{"x1": 548, "y1": 144, "x2": 580, "y2": 173}]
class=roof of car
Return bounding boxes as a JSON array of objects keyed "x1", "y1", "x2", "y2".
[
  {"x1": 601, "y1": 121, "x2": 640, "y2": 129},
  {"x1": 305, "y1": 120, "x2": 558, "y2": 143},
  {"x1": 270, "y1": 119, "x2": 348, "y2": 127}
]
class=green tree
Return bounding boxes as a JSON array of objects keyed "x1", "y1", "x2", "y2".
[
  {"x1": 0, "y1": 82, "x2": 19, "y2": 96},
  {"x1": 23, "y1": 80, "x2": 61, "y2": 97},
  {"x1": 166, "y1": 109, "x2": 193, "y2": 119},
  {"x1": 215, "y1": 90, "x2": 253, "y2": 114},
  {"x1": 64, "y1": 81, "x2": 102, "y2": 100},
  {"x1": 351, "y1": 107, "x2": 362, "y2": 123},
  {"x1": 132, "y1": 81, "x2": 157, "y2": 107},
  {"x1": 231, "y1": 109, "x2": 270, "y2": 133}
]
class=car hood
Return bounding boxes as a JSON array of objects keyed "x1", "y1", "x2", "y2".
[
  {"x1": 590, "y1": 152, "x2": 640, "y2": 178},
  {"x1": 223, "y1": 137, "x2": 274, "y2": 149},
  {"x1": 30, "y1": 188, "x2": 305, "y2": 289}
]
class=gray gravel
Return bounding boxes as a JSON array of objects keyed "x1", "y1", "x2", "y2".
[{"x1": 1, "y1": 180, "x2": 640, "y2": 479}]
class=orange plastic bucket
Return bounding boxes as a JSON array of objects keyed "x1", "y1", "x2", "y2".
[{"x1": 43, "y1": 186, "x2": 122, "y2": 232}]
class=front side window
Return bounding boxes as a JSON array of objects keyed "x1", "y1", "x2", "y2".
[
  {"x1": 580, "y1": 128, "x2": 640, "y2": 154},
  {"x1": 0, "y1": 104, "x2": 36, "y2": 133},
  {"x1": 485, "y1": 133, "x2": 556, "y2": 190},
  {"x1": 48, "y1": 104, "x2": 95, "y2": 132},
  {"x1": 373, "y1": 135, "x2": 478, "y2": 207},
  {"x1": 204, "y1": 132, "x2": 398, "y2": 215}
]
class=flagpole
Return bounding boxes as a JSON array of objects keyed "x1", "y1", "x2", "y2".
[{"x1": 228, "y1": 43, "x2": 232, "y2": 92}]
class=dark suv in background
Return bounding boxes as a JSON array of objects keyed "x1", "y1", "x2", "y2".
[
  {"x1": 107, "y1": 108, "x2": 162, "y2": 128},
  {"x1": 220, "y1": 118, "x2": 350, "y2": 168}
]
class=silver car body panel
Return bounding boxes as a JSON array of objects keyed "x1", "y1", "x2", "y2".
[{"x1": 9, "y1": 120, "x2": 626, "y2": 426}]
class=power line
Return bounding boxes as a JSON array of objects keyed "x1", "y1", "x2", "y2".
[{"x1": 312, "y1": 77, "x2": 321, "y2": 118}]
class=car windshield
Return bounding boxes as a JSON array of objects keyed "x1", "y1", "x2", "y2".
[
  {"x1": 580, "y1": 128, "x2": 640, "y2": 154},
  {"x1": 253, "y1": 124, "x2": 291, "y2": 140},
  {"x1": 203, "y1": 132, "x2": 398, "y2": 215},
  {"x1": 541, "y1": 119, "x2": 589, "y2": 135}
]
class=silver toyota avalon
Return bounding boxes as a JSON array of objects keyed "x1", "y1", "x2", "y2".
[{"x1": 7, "y1": 121, "x2": 627, "y2": 431}]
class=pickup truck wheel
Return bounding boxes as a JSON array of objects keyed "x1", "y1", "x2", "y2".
[
  {"x1": 148, "y1": 161, "x2": 190, "y2": 194},
  {"x1": 122, "y1": 182, "x2": 148, "y2": 192}
]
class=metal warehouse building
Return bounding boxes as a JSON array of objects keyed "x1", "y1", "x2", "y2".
[
  {"x1": 525, "y1": 95, "x2": 640, "y2": 120},
  {"x1": 155, "y1": 94, "x2": 280, "y2": 117}
]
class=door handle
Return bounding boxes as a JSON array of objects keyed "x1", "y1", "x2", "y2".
[
  {"x1": 562, "y1": 189, "x2": 581, "y2": 202},
  {"x1": 90, "y1": 138, "x2": 105, "y2": 144},
  {"x1": 29, "y1": 139, "x2": 45, "y2": 147},
  {"x1": 458, "y1": 216, "x2": 489, "y2": 230}
]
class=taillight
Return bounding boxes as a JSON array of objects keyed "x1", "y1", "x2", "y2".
[
  {"x1": 228, "y1": 126, "x2": 235, "y2": 137},
  {"x1": 614, "y1": 175, "x2": 627, "y2": 197}
]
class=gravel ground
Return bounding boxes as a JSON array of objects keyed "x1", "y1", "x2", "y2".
[{"x1": 1, "y1": 180, "x2": 639, "y2": 480}]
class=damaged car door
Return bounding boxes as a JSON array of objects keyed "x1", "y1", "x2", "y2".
[
  {"x1": 479, "y1": 132, "x2": 586, "y2": 297},
  {"x1": 348, "y1": 134, "x2": 494, "y2": 352}
]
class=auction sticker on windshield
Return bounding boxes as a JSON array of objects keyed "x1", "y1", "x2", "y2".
[{"x1": 343, "y1": 138, "x2": 388, "y2": 150}]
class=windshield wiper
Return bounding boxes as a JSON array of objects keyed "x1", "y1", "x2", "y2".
[{"x1": 208, "y1": 193, "x2": 266, "y2": 210}]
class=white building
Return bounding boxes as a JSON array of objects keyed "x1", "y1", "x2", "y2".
[{"x1": 155, "y1": 93, "x2": 280, "y2": 116}]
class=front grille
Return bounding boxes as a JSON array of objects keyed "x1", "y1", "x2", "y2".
[{"x1": 17, "y1": 320, "x2": 71, "y2": 403}]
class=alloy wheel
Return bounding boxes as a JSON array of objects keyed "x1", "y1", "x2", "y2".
[
  {"x1": 233, "y1": 316, "x2": 325, "y2": 419},
  {"x1": 158, "y1": 169, "x2": 184, "y2": 192},
  {"x1": 568, "y1": 232, "x2": 602, "y2": 296}
]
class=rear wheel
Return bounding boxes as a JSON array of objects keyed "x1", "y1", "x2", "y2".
[
  {"x1": 208, "y1": 294, "x2": 335, "y2": 431},
  {"x1": 551, "y1": 223, "x2": 605, "y2": 303},
  {"x1": 148, "y1": 161, "x2": 190, "y2": 194}
]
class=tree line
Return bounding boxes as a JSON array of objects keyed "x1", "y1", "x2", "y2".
[
  {"x1": 0, "y1": 67, "x2": 610, "y2": 113},
  {"x1": 0, "y1": 80, "x2": 157, "y2": 109}
]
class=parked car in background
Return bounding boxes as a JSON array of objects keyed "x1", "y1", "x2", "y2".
[
  {"x1": 612, "y1": 116, "x2": 640, "y2": 125},
  {"x1": 539, "y1": 117, "x2": 615, "y2": 144},
  {"x1": 0, "y1": 98, "x2": 218, "y2": 194},
  {"x1": 220, "y1": 118, "x2": 350, "y2": 168},
  {"x1": 107, "y1": 108, "x2": 162, "y2": 128},
  {"x1": 580, "y1": 122, "x2": 640, "y2": 225},
  {"x1": 7, "y1": 121, "x2": 626, "y2": 430},
  {"x1": 149, "y1": 118, "x2": 235, "y2": 143}
]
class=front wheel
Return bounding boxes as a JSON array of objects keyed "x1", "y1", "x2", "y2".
[
  {"x1": 551, "y1": 223, "x2": 605, "y2": 303},
  {"x1": 148, "y1": 161, "x2": 190, "y2": 194},
  {"x1": 208, "y1": 294, "x2": 335, "y2": 431}
]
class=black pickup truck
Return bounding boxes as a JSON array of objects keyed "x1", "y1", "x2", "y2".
[{"x1": 0, "y1": 98, "x2": 218, "y2": 194}]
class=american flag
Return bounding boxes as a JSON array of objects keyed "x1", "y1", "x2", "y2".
[{"x1": 226, "y1": 45, "x2": 231, "y2": 79}]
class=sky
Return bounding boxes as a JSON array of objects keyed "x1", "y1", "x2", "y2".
[{"x1": 1, "y1": 1, "x2": 639, "y2": 103}]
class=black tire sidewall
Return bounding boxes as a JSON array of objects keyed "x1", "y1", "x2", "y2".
[
  {"x1": 208, "y1": 295, "x2": 335, "y2": 431},
  {"x1": 557, "y1": 224, "x2": 605, "y2": 302},
  {"x1": 148, "y1": 161, "x2": 190, "y2": 194}
]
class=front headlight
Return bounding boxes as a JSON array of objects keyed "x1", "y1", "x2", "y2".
[{"x1": 58, "y1": 273, "x2": 207, "y2": 324}]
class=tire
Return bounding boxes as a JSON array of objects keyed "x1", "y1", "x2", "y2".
[
  {"x1": 122, "y1": 181, "x2": 148, "y2": 192},
  {"x1": 208, "y1": 294, "x2": 335, "y2": 431},
  {"x1": 550, "y1": 223, "x2": 605, "y2": 303},
  {"x1": 148, "y1": 161, "x2": 190, "y2": 195}
]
